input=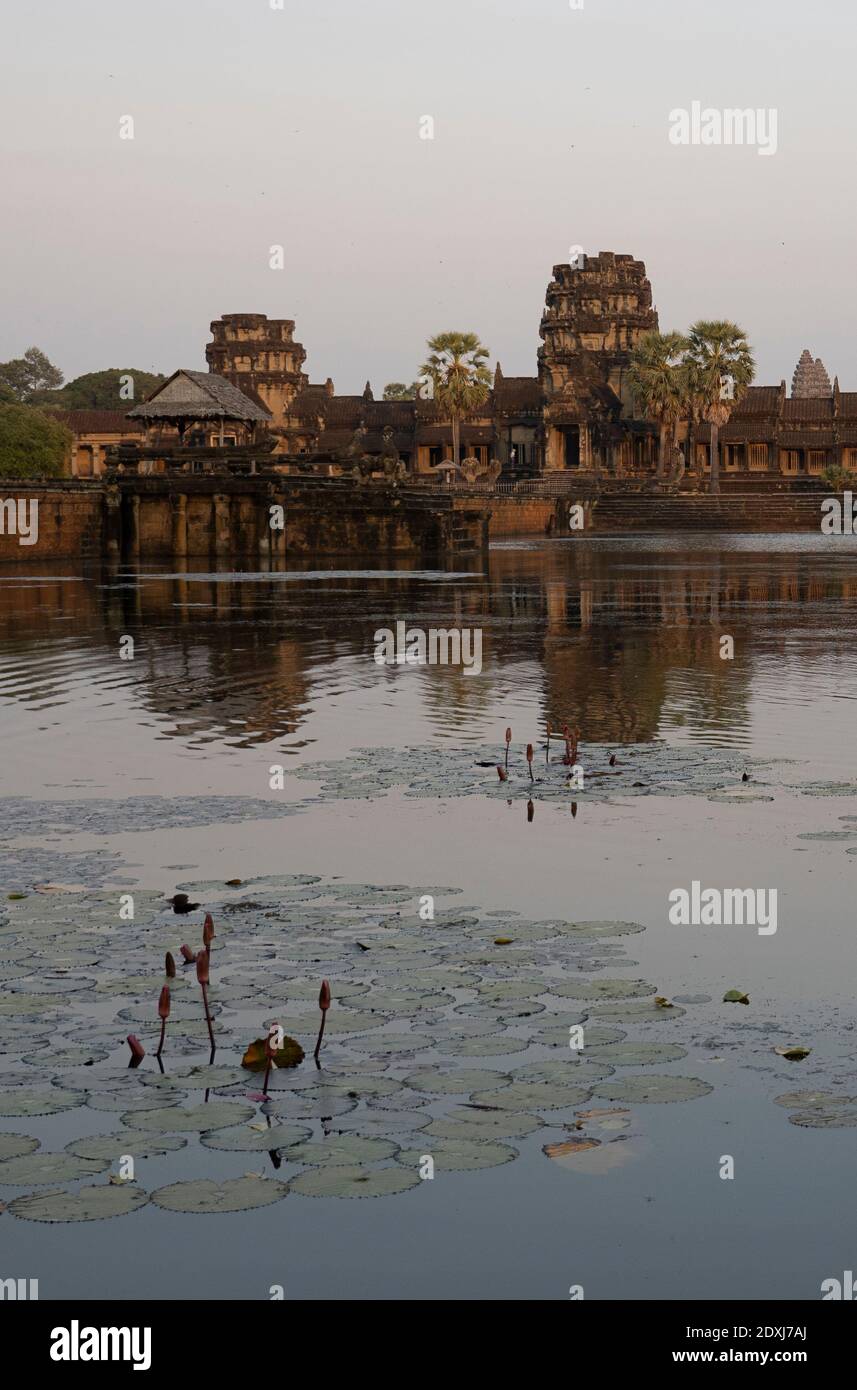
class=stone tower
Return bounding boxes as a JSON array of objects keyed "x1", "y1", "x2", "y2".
[
  {"x1": 537, "y1": 252, "x2": 659, "y2": 470},
  {"x1": 791, "y1": 348, "x2": 832, "y2": 398},
  {"x1": 206, "y1": 314, "x2": 309, "y2": 424}
]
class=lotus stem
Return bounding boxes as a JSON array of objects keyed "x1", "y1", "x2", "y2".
[
  {"x1": 126, "y1": 1034, "x2": 145, "y2": 1068},
  {"x1": 546, "y1": 722, "x2": 551, "y2": 764},
  {"x1": 505, "y1": 726, "x2": 511, "y2": 770},
  {"x1": 496, "y1": 765, "x2": 508, "y2": 782},
  {"x1": 196, "y1": 951, "x2": 215, "y2": 1054}
]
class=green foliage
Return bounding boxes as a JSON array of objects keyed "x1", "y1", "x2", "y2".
[
  {"x1": 382, "y1": 382, "x2": 417, "y2": 401},
  {"x1": 822, "y1": 463, "x2": 851, "y2": 490},
  {"x1": 0, "y1": 405, "x2": 71, "y2": 478},
  {"x1": 0, "y1": 347, "x2": 64, "y2": 402},
  {"x1": 628, "y1": 332, "x2": 689, "y2": 429},
  {"x1": 419, "y1": 332, "x2": 492, "y2": 465},
  {"x1": 37, "y1": 368, "x2": 165, "y2": 411}
]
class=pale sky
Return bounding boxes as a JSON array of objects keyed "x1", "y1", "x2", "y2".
[{"x1": 1, "y1": 0, "x2": 852, "y2": 393}]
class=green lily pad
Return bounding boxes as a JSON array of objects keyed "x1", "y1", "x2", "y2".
[
  {"x1": 0, "y1": 1152, "x2": 106, "y2": 1184},
  {"x1": 788, "y1": 1105, "x2": 857, "y2": 1128},
  {"x1": 551, "y1": 978, "x2": 655, "y2": 1001},
  {"x1": 404, "y1": 1068, "x2": 509, "y2": 1095},
  {"x1": 0, "y1": 1088, "x2": 83, "y2": 1116},
  {"x1": 470, "y1": 1081, "x2": 592, "y2": 1111},
  {"x1": 423, "y1": 1109, "x2": 543, "y2": 1140},
  {"x1": 584, "y1": 1042, "x2": 687, "y2": 1065},
  {"x1": 0, "y1": 1133, "x2": 39, "y2": 1160},
  {"x1": 200, "y1": 1123, "x2": 311, "y2": 1152},
  {"x1": 289, "y1": 1164, "x2": 421, "y2": 1198},
  {"x1": 286, "y1": 1135, "x2": 398, "y2": 1165},
  {"x1": 130, "y1": 1101, "x2": 256, "y2": 1132},
  {"x1": 9, "y1": 1184, "x2": 150, "y2": 1222},
  {"x1": 151, "y1": 1176, "x2": 289, "y2": 1213},
  {"x1": 595, "y1": 1075, "x2": 713, "y2": 1103},
  {"x1": 398, "y1": 1137, "x2": 517, "y2": 1171},
  {"x1": 66, "y1": 1131, "x2": 188, "y2": 1160}
]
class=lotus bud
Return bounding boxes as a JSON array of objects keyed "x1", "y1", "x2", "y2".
[
  {"x1": 165, "y1": 951, "x2": 176, "y2": 978},
  {"x1": 127, "y1": 1034, "x2": 145, "y2": 1061},
  {"x1": 180, "y1": 944, "x2": 195, "y2": 963},
  {"x1": 319, "y1": 979, "x2": 331, "y2": 1012},
  {"x1": 196, "y1": 950, "x2": 209, "y2": 985},
  {"x1": 496, "y1": 765, "x2": 508, "y2": 782},
  {"x1": 158, "y1": 985, "x2": 171, "y2": 1020},
  {"x1": 203, "y1": 913, "x2": 215, "y2": 947}
]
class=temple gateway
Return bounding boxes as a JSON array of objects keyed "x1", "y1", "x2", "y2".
[{"x1": 64, "y1": 253, "x2": 854, "y2": 482}]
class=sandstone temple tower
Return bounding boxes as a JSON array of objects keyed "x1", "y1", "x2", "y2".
[
  {"x1": 791, "y1": 349, "x2": 832, "y2": 398},
  {"x1": 205, "y1": 314, "x2": 309, "y2": 426},
  {"x1": 537, "y1": 252, "x2": 659, "y2": 472}
]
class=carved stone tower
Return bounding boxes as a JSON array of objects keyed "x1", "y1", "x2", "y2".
[
  {"x1": 537, "y1": 252, "x2": 659, "y2": 470},
  {"x1": 206, "y1": 314, "x2": 309, "y2": 425}
]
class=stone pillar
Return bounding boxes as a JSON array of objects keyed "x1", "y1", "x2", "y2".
[
  {"x1": 128, "y1": 494, "x2": 141, "y2": 561},
  {"x1": 104, "y1": 486, "x2": 122, "y2": 560},
  {"x1": 171, "y1": 493, "x2": 188, "y2": 558},
  {"x1": 545, "y1": 427, "x2": 564, "y2": 471},
  {"x1": 214, "y1": 494, "x2": 231, "y2": 560}
]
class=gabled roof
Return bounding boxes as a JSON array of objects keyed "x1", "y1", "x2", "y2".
[
  {"x1": 127, "y1": 370, "x2": 271, "y2": 422},
  {"x1": 52, "y1": 410, "x2": 143, "y2": 435}
]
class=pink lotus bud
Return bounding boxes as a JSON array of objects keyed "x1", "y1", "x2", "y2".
[
  {"x1": 127, "y1": 1035, "x2": 145, "y2": 1061},
  {"x1": 158, "y1": 985, "x2": 171, "y2": 1020},
  {"x1": 196, "y1": 951, "x2": 210, "y2": 985},
  {"x1": 505, "y1": 726, "x2": 512, "y2": 745},
  {"x1": 526, "y1": 743, "x2": 533, "y2": 763},
  {"x1": 180, "y1": 944, "x2": 195, "y2": 963},
  {"x1": 203, "y1": 913, "x2": 215, "y2": 946},
  {"x1": 496, "y1": 765, "x2": 508, "y2": 782},
  {"x1": 319, "y1": 979, "x2": 331, "y2": 1012},
  {"x1": 165, "y1": 951, "x2": 176, "y2": 978}
]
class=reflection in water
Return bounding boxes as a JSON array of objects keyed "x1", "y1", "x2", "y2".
[{"x1": 1, "y1": 536, "x2": 857, "y2": 759}]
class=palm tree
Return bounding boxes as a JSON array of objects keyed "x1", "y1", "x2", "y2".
[
  {"x1": 628, "y1": 332, "x2": 689, "y2": 480},
  {"x1": 685, "y1": 321, "x2": 755, "y2": 494},
  {"x1": 419, "y1": 332, "x2": 492, "y2": 467}
]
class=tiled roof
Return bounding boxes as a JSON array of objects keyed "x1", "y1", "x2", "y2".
[
  {"x1": 52, "y1": 411, "x2": 143, "y2": 435},
  {"x1": 128, "y1": 370, "x2": 271, "y2": 422}
]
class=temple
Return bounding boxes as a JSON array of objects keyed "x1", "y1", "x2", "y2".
[{"x1": 62, "y1": 253, "x2": 852, "y2": 483}]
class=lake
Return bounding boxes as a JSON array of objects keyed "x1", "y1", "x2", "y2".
[{"x1": 1, "y1": 533, "x2": 856, "y2": 1300}]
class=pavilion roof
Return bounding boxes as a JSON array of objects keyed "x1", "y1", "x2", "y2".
[{"x1": 127, "y1": 370, "x2": 271, "y2": 422}]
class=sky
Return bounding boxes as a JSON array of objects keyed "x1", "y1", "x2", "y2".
[{"x1": 0, "y1": 0, "x2": 853, "y2": 394}]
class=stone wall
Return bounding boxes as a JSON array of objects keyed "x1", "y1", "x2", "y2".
[{"x1": 0, "y1": 483, "x2": 104, "y2": 562}]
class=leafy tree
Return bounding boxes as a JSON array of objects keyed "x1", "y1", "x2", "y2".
[
  {"x1": 685, "y1": 322, "x2": 755, "y2": 493},
  {"x1": 0, "y1": 405, "x2": 71, "y2": 477},
  {"x1": 382, "y1": 382, "x2": 418, "y2": 401},
  {"x1": 0, "y1": 347, "x2": 64, "y2": 402},
  {"x1": 418, "y1": 332, "x2": 491, "y2": 466},
  {"x1": 37, "y1": 368, "x2": 165, "y2": 411},
  {"x1": 628, "y1": 332, "x2": 689, "y2": 479}
]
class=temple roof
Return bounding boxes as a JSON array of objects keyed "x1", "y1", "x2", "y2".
[{"x1": 128, "y1": 370, "x2": 271, "y2": 422}]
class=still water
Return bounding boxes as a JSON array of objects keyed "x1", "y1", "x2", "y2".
[{"x1": 1, "y1": 534, "x2": 857, "y2": 1300}]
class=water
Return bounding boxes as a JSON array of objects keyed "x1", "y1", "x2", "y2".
[{"x1": 1, "y1": 534, "x2": 857, "y2": 1300}]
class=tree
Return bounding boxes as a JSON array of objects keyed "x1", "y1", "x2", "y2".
[
  {"x1": 382, "y1": 382, "x2": 418, "y2": 401},
  {"x1": 0, "y1": 347, "x2": 64, "y2": 402},
  {"x1": 419, "y1": 332, "x2": 492, "y2": 466},
  {"x1": 628, "y1": 332, "x2": 689, "y2": 479},
  {"x1": 37, "y1": 368, "x2": 165, "y2": 410},
  {"x1": 685, "y1": 321, "x2": 755, "y2": 494},
  {"x1": 0, "y1": 405, "x2": 71, "y2": 478}
]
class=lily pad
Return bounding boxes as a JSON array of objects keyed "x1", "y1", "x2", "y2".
[
  {"x1": 200, "y1": 1123, "x2": 311, "y2": 1152},
  {"x1": 0, "y1": 1152, "x2": 106, "y2": 1184},
  {"x1": 398, "y1": 1137, "x2": 517, "y2": 1171},
  {"x1": 9, "y1": 1184, "x2": 150, "y2": 1223},
  {"x1": 286, "y1": 1135, "x2": 398, "y2": 1165},
  {"x1": 289, "y1": 1164, "x2": 421, "y2": 1198},
  {"x1": 130, "y1": 1101, "x2": 255, "y2": 1132},
  {"x1": 584, "y1": 1042, "x2": 687, "y2": 1066},
  {"x1": 66, "y1": 1131, "x2": 188, "y2": 1160},
  {"x1": 0, "y1": 1088, "x2": 83, "y2": 1116},
  {"x1": 151, "y1": 1175, "x2": 289, "y2": 1213},
  {"x1": 595, "y1": 1075, "x2": 713, "y2": 1103},
  {"x1": 0, "y1": 1133, "x2": 39, "y2": 1160},
  {"x1": 404, "y1": 1068, "x2": 509, "y2": 1095},
  {"x1": 470, "y1": 1081, "x2": 592, "y2": 1111}
]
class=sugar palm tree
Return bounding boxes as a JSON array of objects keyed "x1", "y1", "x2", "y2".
[
  {"x1": 419, "y1": 332, "x2": 492, "y2": 467},
  {"x1": 628, "y1": 332, "x2": 689, "y2": 480},
  {"x1": 685, "y1": 321, "x2": 755, "y2": 494}
]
